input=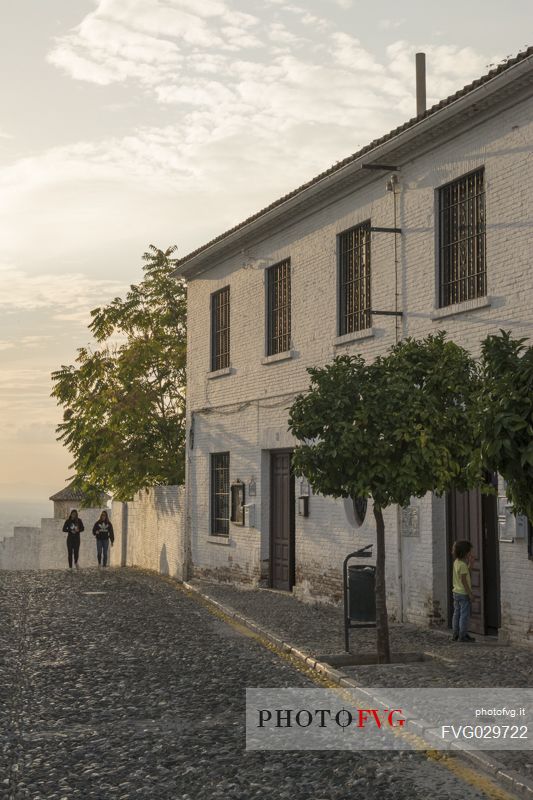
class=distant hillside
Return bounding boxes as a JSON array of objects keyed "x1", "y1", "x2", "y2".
[{"x1": 0, "y1": 500, "x2": 51, "y2": 541}]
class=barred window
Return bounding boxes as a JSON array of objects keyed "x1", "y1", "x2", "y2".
[
  {"x1": 210, "y1": 453, "x2": 229, "y2": 536},
  {"x1": 267, "y1": 259, "x2": 291, "y2": 356},
  {"x1": 439, "y1": 168, "x2": 486, "y2": 308},
  {"x1": 211, "y1": 286, "x2": 230, "y2": 371},
  {"x1": 338, "y1": 221, "x2": 371, "y2": 335}
]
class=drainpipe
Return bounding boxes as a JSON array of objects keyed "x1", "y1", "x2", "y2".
[{"x1": 396, "y1": 507, "x2": 404, "y2": 622}]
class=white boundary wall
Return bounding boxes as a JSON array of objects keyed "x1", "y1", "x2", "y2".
[
  {"x1": 110, "y1": 486, "x2": 186, "y2": 579},
  {"x1": 0, "y1": 507, "x2": 108, "y2": 570}
]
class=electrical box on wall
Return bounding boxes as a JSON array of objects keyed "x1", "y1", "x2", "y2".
[
  {"x1": 298, "y1": 496, "x2": 309, "y2": 517},
  {"x1": 515, "y1": 515, "x2": 528, "y2": 539},
  {"x1": 243, "y1": 504, "x2": 255, "y2": 528}
]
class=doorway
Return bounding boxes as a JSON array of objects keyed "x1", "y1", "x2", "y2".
[
  {"x1": 270, "y1": 450, "x2": 295, "y2": 591},
  {"x1": 446, "y1": 479, "x2": 500, "y2": 635}
]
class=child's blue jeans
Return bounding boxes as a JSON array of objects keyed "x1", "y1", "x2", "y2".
[{"x1": 452, "y1": 592, "x2": 471, "y2": 638}]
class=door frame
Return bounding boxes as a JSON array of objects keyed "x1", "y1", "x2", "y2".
[
  {"x1": 446, "y1": 479, "x2": 500, "y2": 635},
  {"x1": 269, "y1": 449, "x2": 295, "y2": 591}
]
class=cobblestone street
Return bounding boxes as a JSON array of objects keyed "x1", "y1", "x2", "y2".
[{"x1": 0, "y1": 569, "x2": 520, "y2": 800}]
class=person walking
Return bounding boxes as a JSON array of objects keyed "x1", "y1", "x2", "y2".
[
  {"x1": 62, "y1": 509, "x2": 84, "y2": 570},
  {"x1": 92, "y1": 510, "x2": 114, "y2": 568}
]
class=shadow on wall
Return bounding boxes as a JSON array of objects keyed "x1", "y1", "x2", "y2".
[
  {"x1": 160, "y1": 543, "x2": 170, "y2": 576},
  {"x1": 141, "y1": 486, "x2": 181, "y2": 516}
]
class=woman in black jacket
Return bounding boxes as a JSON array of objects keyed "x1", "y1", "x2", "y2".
[
  {"x1": 92, "y1": 510, "x2": 114, "y2": 568},
  {"x1": 62, "y1": 509, "x2": 84, "y2": 570}
]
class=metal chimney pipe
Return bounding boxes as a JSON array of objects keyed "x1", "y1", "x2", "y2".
[{"x1": 416, "y1": 52, "x2": 426, "y2": 116}]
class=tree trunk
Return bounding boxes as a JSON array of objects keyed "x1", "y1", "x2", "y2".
[{"x1": 373, "y1": 504, "x2": 391, "y2": 664}]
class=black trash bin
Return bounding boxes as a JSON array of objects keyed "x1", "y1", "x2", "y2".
[{"x1": 347, "y1": 564, "x2": 376, "y2": 623}]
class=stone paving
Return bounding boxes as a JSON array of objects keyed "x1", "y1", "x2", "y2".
[
  {"x1": 191, "y1": 579, "x2": 533, "y2": 689},
  {"x1": 0, "y1": 568, "x2": 507, "y2": 800},
  {"x1": 189, "y1": 578, "x2": 533, "y2": 785}
]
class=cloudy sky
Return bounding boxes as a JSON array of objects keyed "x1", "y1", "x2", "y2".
[{"x1": 0, "y1": 0, "x2": 530, "y2": 503}]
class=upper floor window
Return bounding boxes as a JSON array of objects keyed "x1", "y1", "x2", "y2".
[
  {"x1": 210, "y1": 452, "x2": 230, "y2": 536},
  {"x1": 438, "y1": 168, "x2": 486, "y2": 308},
  {"x1": 211, "y1": 286, "x2": 230, "y2": 371},
  {"x1": 338, "y1": 221, "x2": 372, "y2": 335},
  {"x1": 266, "y1": 259, "x2": 291, "y2": 355}
]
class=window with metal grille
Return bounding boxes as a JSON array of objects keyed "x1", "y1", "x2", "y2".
[
  {"x1": 210, "y1": 452, "x2": 229, "y2": 536},
  {"x1": 266, "y1": 259, "x2": 291, "y2": 356},
  {"x1": 211, "y1": 286, "x2": 230, "y2": 371},
  {"x1": 438, "y1": 168, "x2": 486, "y2": 308},
  {"x1": 338, "y1": 221, "x2": 372, "y2": 335}
]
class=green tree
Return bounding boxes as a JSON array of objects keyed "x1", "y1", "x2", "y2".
[
  {"x1": 288, "y1": 333, "x2": 482, "y2": 663},
  {"x1": 480, "y1": 330, "x2": 533, "y2": 519},
  {"x1": 51, "y1": 245, "x2": 186, "y2": 504}
]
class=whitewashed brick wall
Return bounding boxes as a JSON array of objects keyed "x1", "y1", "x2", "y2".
[
  {"x1": 185, "y1": 93, "x2": 533, "y2": 643},
  {"x1": 110, "y1": 486, "x2": 186, "y2": 579}
]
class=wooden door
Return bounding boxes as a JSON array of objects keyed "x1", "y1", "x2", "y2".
[
  {"x1": 447, "y1": 487, "x2": 484, "y2": 634},
  {"x1": 270, "y1": 451, "x2": 295, "y2": 591},
  {"x1": 447, "y1": 483, "x2": 500, "y2": 636}
]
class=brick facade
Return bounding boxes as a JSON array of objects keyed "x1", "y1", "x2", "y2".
[{"x1": 181, "y1": 78, "x2": 533, "y2": 646}]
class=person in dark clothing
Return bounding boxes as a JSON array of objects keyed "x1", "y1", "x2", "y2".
[
  {"x1": 62, "y1": 509, "x2": 84, "y2": 570},
  {"x1": 92, "y1": 510, "x2": 114, "y2": 568}
]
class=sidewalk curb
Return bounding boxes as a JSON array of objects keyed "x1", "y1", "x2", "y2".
[{"x1": 182, "y1": 580, "x2": 533, "y2": 800}]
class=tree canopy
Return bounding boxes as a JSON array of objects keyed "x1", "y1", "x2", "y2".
[
  {"x1": 288, "y1": 332, "x2": 483, "y2": 662},
  {"x1": 51, "y1": 245, "x2": 186, "y2": 504},
  {"x1": 289, "y1": 332, "x2": 482, "y2": 507},
  {"x1": 480, "y1": 329, "x2": 533, "y2": 520}
]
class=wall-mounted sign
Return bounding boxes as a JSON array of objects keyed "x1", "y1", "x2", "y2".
[{"x1": 400, "y1": 505, "x2": 419, "y2": 537}]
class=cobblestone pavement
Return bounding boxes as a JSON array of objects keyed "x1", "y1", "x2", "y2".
[
  {"x1": 0, "y1": 569, "x2": 520, "y2": 800},
  {"x1": 190, "y1": 578, "x2": 533, "y2": 784},
  {"x1": 192, "y1": 579, "x2": 533, "y2": 689}
]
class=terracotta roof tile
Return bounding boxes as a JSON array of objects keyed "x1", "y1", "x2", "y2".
[{"x1": 49, "y1": 482, "x2": 110, "y2": 502}]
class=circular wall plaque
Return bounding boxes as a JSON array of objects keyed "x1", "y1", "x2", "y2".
[{"x1": 343, "y1": 495, "x2": 368, "y2": 527}]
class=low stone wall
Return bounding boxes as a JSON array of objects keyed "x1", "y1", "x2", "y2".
[
  {"x1": 0, "y1": 508, "x2": 108, "y2": 571},
  {"x1": 110, "y1": 486, "x2": 186, "y2": 579}
]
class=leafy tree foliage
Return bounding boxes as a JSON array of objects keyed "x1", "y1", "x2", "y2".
[
  {"x1": 288, "y1": 333, "x2": 482, "y2": 662},
  {"x1": 51, "y1": 246, "x2": 186, "y2": 504},
  {"x1": 480, "y1": 330, "x2": 533, "y2": 520}
]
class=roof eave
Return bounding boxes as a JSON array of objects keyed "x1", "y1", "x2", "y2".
[{"x1": 174, "y1": 53, "x2": 533, "y2": 280}]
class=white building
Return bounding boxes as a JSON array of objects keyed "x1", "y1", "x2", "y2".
[{"x1": 175, "y1": 48, "x2": 533, "y2": 645}]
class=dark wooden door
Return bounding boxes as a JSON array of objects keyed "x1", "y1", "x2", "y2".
[
  {"x1": 447, "y1": 483, "x2": 500, "y2": 635},
  {"x1": 447, "y1": 488, "x2": 484, "y2": 634},
  {"x1": 270, "y1": 451, "x2": 295, "y2": 591}
]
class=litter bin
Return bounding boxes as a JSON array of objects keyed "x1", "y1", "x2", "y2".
[
  {"x1": 347, "y1": 564, "x2": 376, "y2": 623},
  {"x1": 343, "y1": 544, "x2": 376, "y2": 651}
]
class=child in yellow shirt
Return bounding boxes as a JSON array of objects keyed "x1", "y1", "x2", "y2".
[{"x1": 452, "y1": 540, "x2": 475, "y2": 643}]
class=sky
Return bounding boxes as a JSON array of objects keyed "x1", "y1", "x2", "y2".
[{"x1": 0, "y1": 0, "x2": 531, "y2": 504}]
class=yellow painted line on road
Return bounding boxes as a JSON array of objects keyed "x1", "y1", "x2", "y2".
[{"x1": 161, "y1": 576, "x2": 519, "y2": 800}]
